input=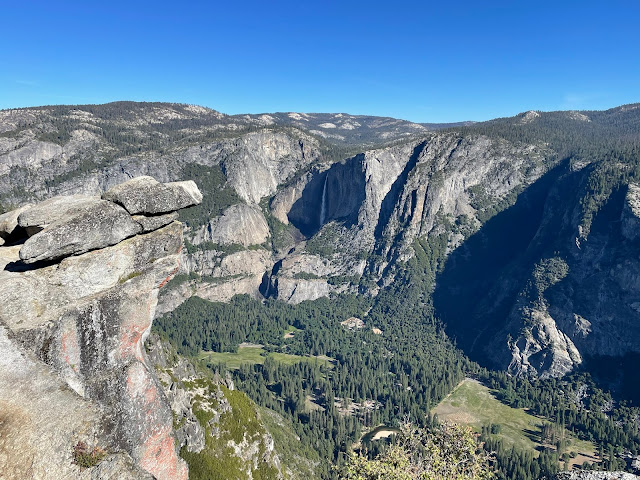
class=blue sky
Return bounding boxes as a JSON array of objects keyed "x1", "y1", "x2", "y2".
[{"x1": 1, "y1": 0, "x2": 639, "y2": 122}]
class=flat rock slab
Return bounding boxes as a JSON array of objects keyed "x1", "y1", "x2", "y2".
[
  {"x1": 102, "y1": 176, "x2": 202, "y2": 215},
  {"x1": 19, "y1": 200, "x2": 141, "y2": 264},
  {"x1": 132, "y1": 211, "x2": 178, "y2": 233},
  {"x1": 18, "y1": 194, "x2": 97, "y2": 229}
]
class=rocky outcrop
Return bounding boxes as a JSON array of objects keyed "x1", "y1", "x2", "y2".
[
  {"x1": 19, "y1": 198, "x2": 141, "y2": 263},
  {"x1": 0, "y1": 204, "x2": 32, "y2": 242},
  {"x1": 279, "y1": 253, "x2": 340, "y2": 277},
  {"x1": 0, "y1": 176, "x2": 201, "y2": 480},
  {"x1": 220, "y1": 131, "x2": 319, "y2": 205},
  {"x1": 0, "y1": 324, "x2": 153, "y2": 480},
  {"x1": 133, "y1": 211, "x2": 179, "y2": 233},
  {"x1": 162, "y1": 247, "x2": 274, "y2": 309},
  {"x1": 17, "y1": 194, "x2": 100, "y2": 229},
  {"x1": 275, "y1": 277, "x2": 335, "y2": 304},
  {"x1": 261, "y1": 253, "x2": 350, "y2": 304},
  {"x1": 148, "y1": 336, "x2": 287, "y2": 479},
  {"x1": 102, "y1": 176, "x2": 202, "y2": 215},
  {"x1": 505, "y1": 308, "x2": 583, "y2": 378},
  {"x1": 193, "y1": 203, "x2": 270, "y2": 247},
  {"x1": 270, "y1": 172, "x2": 314, "y2": 225}
]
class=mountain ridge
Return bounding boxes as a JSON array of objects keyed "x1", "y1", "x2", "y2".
[
  {"x1": 2, "y1": 101, "x2": 640, "y2": 478},
  {"x1": 2, "y1": 101, "x2": 640, "y2": 380}
]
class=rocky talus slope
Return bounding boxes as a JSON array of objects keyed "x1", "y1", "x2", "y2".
[
  {"x1": 146, "y1": 337, "x2": 297, "y2": 480},
  {"x1": 0, "y1": 176, "x2": 201, "y2": 479}
]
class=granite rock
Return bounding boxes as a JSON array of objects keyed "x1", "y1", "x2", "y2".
[
  {"x1": 18, "y1": 194, "x2": 98, "y2": 229},
  {"x1": 102, "y1": 176, "x2": 202, "y2": 215},
  {"x1": 19, "y1": 200, "x2": 142, "y2": 263},
  {"x1": 0, "y1": 204, "x2": 32, "y2": 240},
  {"x1": 132, "y1": 211, "x2": 179, "y2": 233},
  {"x1": 0, "y1": 178, "x2": 197, "y2": 480}
]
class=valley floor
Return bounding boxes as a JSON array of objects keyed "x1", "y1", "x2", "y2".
[
  {"x1": 199, "y1": 345, "x2": 334, "y2": 369},
  {"x1": 433, "y1": 378, "x2": 599, "y2": 470}
]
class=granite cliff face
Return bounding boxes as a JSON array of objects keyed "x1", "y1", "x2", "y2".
[
  {"x1": 0, "y1": 176, "x2": 201, "y2": 479},
  {"x1": 0, "y1": 104, "x2": 526, "y2": 309},
  {"x1": 2, "y1": 102, "x2": 640, "y2": 383},
  {"x1": 434, "y1": 158, "x2": 640, "y2": 379},
  {"x1": 287, "y1": 133, "x2": 546, "y2": 264}
]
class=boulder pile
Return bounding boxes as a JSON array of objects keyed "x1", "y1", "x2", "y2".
[{"x1": 0, "y1": 176, "x2": 201, "y2": 263}]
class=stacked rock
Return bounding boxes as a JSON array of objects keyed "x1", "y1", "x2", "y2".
[{"x1": 4, "y1": 176, "x2": 202, "y2": 265}]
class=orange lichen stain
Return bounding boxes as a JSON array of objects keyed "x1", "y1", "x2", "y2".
[
  {"x1": 126, "y1": 363, "x2": 157, "y2": 405},
  {"x1": 117, "y1": 296, "x2": 153, "y2": 363},
  {"x1": 126, "y1": 363, "x2": 145, "y2": 394},
  {"x1": 60, "y1": 329, "x2": 80, "y2": 373},
  {"x1": 158, "y1": 265, "x2": 179, "y2": 289},
  {"x1": 124, "y1": 363, "x2": 187, "y2": 479},
  {"x1": 139, "y1": 426, "x2": 188, "y2": 480},
  {"x1": 119, "y1": 327, "x2": 144, "y2": 361},
  {"x1": 144, "y1": 382, "x2": 158, "y2": 405}
]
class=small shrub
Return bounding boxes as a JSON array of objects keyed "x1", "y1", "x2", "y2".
[
  {"x1": 118, "y1": 271, "x2": 142, "y2": 284},
  {"x1": 340, "y1": 421, "x2": 495, "y2": 480},
  {"x1": 72, "y1": 441, "x2": 106, "y2": 468}
]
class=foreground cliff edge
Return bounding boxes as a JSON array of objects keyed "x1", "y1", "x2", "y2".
[{"x1": 0, "y1": 176, "x2": 201, "y2": 479}]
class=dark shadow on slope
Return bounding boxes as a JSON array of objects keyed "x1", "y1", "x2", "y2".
[
  {"x1": 585, "y1": 353, "x2": 640, "y2": 406},
  {"x1": 433, "y1": 161, "x2": 575, "y2": 366},
  {"x1": 259, "y1": 259, "x2": 283, "y2": 298},
  {"x1": 545, "y1": 186, "x2": 627, "y2": 325},
  {"x1": 287, "y1": 154, "x2": 367, "y2": 237},
  {"x1": 4, "y1": 258, "x2": 58, "y2": 272},
  {"x1": 542, "y1": 185, "x2": 640, "y2": 405},
  {"x1": 522, "y1": 427, "x2": 541, "y2": 443}
]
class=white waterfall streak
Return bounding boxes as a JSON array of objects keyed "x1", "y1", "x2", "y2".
[{"x1": 320, "y1": 175, "x2": 328, "y2": 225}]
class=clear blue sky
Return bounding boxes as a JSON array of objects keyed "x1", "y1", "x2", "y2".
[{"x1": 1, "y1": 0, "x2": 639, "y2": 122}]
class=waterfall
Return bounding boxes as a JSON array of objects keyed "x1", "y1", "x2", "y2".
[{"x1": 320, "y1": 174, "x2": 328, "y2": 226}]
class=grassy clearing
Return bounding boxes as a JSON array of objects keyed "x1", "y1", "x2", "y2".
[
  {"x1": 199, "y1": 346, "x2": 333, "y2": 369},
  {"x1": 433, "y1": 378, "x2": 596, "y2": 464},
  {"x1": 283, "y1": 325, "x2": 301, "y2": 339}
]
